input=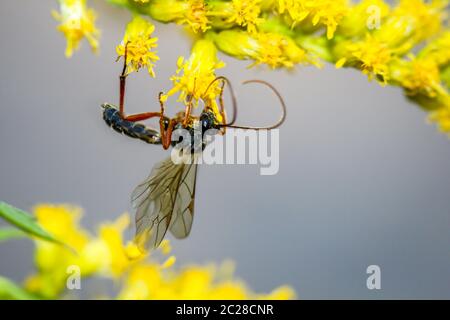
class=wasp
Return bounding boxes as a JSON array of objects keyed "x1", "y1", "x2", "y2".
[{"x1": 102, "y1": 46, "x2": 286, "y2": 250}]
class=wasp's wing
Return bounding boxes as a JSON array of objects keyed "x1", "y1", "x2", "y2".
[
  {"x1": 131, "y1": 155, "x2": 198, "y2": 249},
  {"x1": 169, "y1": 161, "x2": 198, "y2": 239}
]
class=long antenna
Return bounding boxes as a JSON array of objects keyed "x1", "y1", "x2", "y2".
[
  {"x1": 220, "y1": 80, "x2": 286, "y2": 130},
  {"x1": 203, "y1": 76, "x2": 237, "y2": 126}
]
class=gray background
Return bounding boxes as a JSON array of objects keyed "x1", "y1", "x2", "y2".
[{"x1": 1, "y1": 1, "x2": 450, "y2": 299}]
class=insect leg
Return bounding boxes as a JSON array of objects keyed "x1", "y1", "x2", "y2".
[
  {"x1": 160, "y1": 119, "x2": 178, "y2": 150},
  {"x1": 119, "y1": 41, "x2": 129, "y2": 116},
  {"x1": 182, "y1": 79, "x2": 197, "y2": 127},
  {"x1": 156, "y1": 92, "x2": 178, "y2": 150},
  {"x1": 118, "y1": 43, "x2": 163, "y2": 122}
]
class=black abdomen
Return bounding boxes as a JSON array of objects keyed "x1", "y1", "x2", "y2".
[{"x1": 102, "y1": 104, "x2": 161, "y2": 145}]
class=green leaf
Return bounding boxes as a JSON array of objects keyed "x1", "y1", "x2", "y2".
[
  {"x1": 0, "y1": 227, "x2": 26, "y2": 242},
  {"x1": 0, "y1": 201, "x2": 60, "y2": 244},
  {"x1": 0, "y1": 276, "x2": 37, "y2": 300}
]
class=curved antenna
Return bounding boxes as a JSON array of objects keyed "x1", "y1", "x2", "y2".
[
  {"x1": 203, "y1": 76, "x2": 237, "y2": 126},
  {"x1": 219, "y1": 80, "x2": 286, "y2": 130}
]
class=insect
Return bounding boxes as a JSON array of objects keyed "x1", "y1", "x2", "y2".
[{"x1": 102, "y1": 46, "x2": 286, "y2": 250}]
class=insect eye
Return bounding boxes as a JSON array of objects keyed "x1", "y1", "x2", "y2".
[{"x1": 200, "y1": 113, "x2": 212, "y2": 130}]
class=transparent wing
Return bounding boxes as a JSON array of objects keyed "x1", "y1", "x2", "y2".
[
  {"x1": 169, "y1": 160, "x2": 198, "y2": 239},
  {"x1": 131, "y1": 155, "x2": 198, "y2": 250}
]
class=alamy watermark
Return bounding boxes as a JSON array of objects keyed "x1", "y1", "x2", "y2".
[
  {"x1": 367, "y1": 5, "x2": 382, "y2": 30},
  {"x1": 170, "y1": 128, "x2": 280, "y2": 176},
  {"x1": 366, "y1": 265, "x2": 381, "y2": 290},
  {"x1": 66, "y1": 265, "x2": 81, "y2": 290}
]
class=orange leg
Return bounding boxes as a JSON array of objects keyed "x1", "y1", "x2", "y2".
[
  {"x1": 159, "y1": 118, "x2": 178, "y2": 150},
  {"x1": 182, "y1": 79, "x2": 197, "y2": 127},
  {"x1": 183, "y1": 100, "x2": 193, "y2": 127},
  {"x1": 118, "y1": 42, "x2": 162, "y2": 122},
  {"x1": 123, "y1": 112, "x2": 161, "y2": 122}
]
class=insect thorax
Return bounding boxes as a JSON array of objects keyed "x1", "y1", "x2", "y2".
[{"x1": 172, "y1": 110, "x2": 221, "y2": 154}]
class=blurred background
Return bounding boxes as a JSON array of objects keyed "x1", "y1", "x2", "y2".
[{"x1": 1, "y1": 1, "x2": 450, "y2": 299}]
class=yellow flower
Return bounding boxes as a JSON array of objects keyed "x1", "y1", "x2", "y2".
[
  {"x1": 335, "y1": 34, "x2": 392, "y2": 85},
  {"x1": 338, "y1": 0, "x2": 391, "y2": 37},
  {"x1": 162, "y1": 255, "x2": 177, "y2": 269},
  {"x1": 443, "y1": 66, "x2": 450, "y2": 90},
  {"x1": 182, "y1": 0, "x2": 210, "y2": 33},
  {"x1": 374, "y1": 0, "x2": 447, "y2": 54},
  {"x1": 278, "y1": 0, "x2": 349, "y2": 39},
  {"x1": 212, "y1": 29, "x2": 317, "y2": 69},
  {"x1": 95, "y1": 214, "x2": 146, "y2": 277},
  {"x1": 392, "y1": 56, "x2": 446, "y2": 98},
  {"x1": 33, "y1": 204, "x2": 89, "y2": 252},
  {"x1": 159, "y1": 239, "x2": 172, "y2": 255},
  {"x1": 116, "y1": 16, "x2": 159, "y2": 76},
  {"x1": 149, "y1": 0, "x2": 210, "y2": 33},
  {"x1": 419, "y1": 31, "x2": 450, "y2": 68},
  {"x1": 278, "y1": 0, "x2": 309, "y2": 27},
  {"x1": 22, "y1": 203, "x2": 295, "y2": 300},
  {"x1": 52, "y1": 0, "x2": 100, "y2": 57},
  {"x1": 24, "y1": 206, "x2": 142, "y2": 297},
  {"x1": 251, "y1": 32, "x2": 309, "y2": 68},
  {"x1": 118, "y1": 261, "x2": 295, "y2": 300},
  {"x1": 24, "y1": 204, "x2": 93, "y2": 298},
  {"x1": 261, "y1": 285, "x2": 296, "y2": 299},
  {"x1": 226, "y1": 0, "x2": 263, "y2": 34},
  {"x1": 165, "y1": 39, "x2": 225, "y2": 117},
  {"x1": 429, "y1": 97, "x2": 450, "y2": 134}
]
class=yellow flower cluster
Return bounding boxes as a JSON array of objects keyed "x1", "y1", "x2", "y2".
[
  {"x1": 278, "y1": 0, "x2": 350, "y2": 39},
  {"x1": 23, "y1": 204, "x2": 295, "y2": 300},
  {"x1": 226, "y1": 0, "x2": 263, "y2": 34},
  {"x1": 148, "y1": 0, "x2": 210, "y2": 33},
  {"x1": 164, "y1": 39, "x2": 225, "y2": 117},
  {"x1": 116, "y1": 16, "x2": 159, "y2": 77},
  {"x1": 52, "y1": 0, "x2": 99, "y2": 57},
  {"x1": 53, "y1": 0, "x2": 450, "y2": 135}
]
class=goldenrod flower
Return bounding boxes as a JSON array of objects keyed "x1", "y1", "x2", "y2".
[
  {"x1": 24, "y1": 205, "x2": 141, "y2": 297},
  {"x1": 162, "y1": 255, "x2": 177, "y2": 268},
  {"x1": 278, "y1": 0, "x2": 309, "y2": 27},
  {"x1": 442, "y1": 66, "x2": 450, "y2": 90},
  {"x1": 252, "y1": 32, "x2": 309, "y2": 68},
  {"x1": 52, "y1": 0, "x2": 100, "y2": 57},
  {"x1": 118, "y1": 262, "x2": 295, "y2": 300},
  {"x1": 165, "y1": 39, "x2": 225, "y2": 116},
  {"x1": 212, "y1": 29, "x2": 317, "y2": 69},
  {"x1": 116, "y1": 16, "x2": 159, "y2": 76},
  {"x1": 226, "y1": 0, "x2": 263, "y2": 34},
  {"x1": 52, "y1": 0, "x2": 450, "y2": 142},
  {"x1": 338, "y1": 0, "x2": 391, "y2": 37},
  {"x1": 24, "y1": 204, "x2": 93, "y2": 298},
  {"x1": 159, "y1": 239, "x2": 172, "y2": 255},
  {"x1": 419, "y1": 31, "x2": 450, "y2": 68},
  {"x1": 392, "y1": 56, "x2": 446, "y2": 98},
  {"x1": 278, "y1": 0, "x2": 349, "y2": 39},
  {"x1": 19, "y1": 203, "x2": 295, "y2": 300},
  {"x1": 374, "y1": 0, "x2": 447, "y2": 55},
  {"x1": 429, "y1": 97, "x2": 450, "y2": 134},
  {"x1": 95, "y1": 214, "x2": 145, "y2": 277},
  {"x1": 335, "y1": 34, "x2": 392, "y2": 85},
  {"x1": 181, "y1": 0, "x2": 210, "y2": 33},
  {"x1": 149, "y1": 0, "x2": 210, "y2": 33}
]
